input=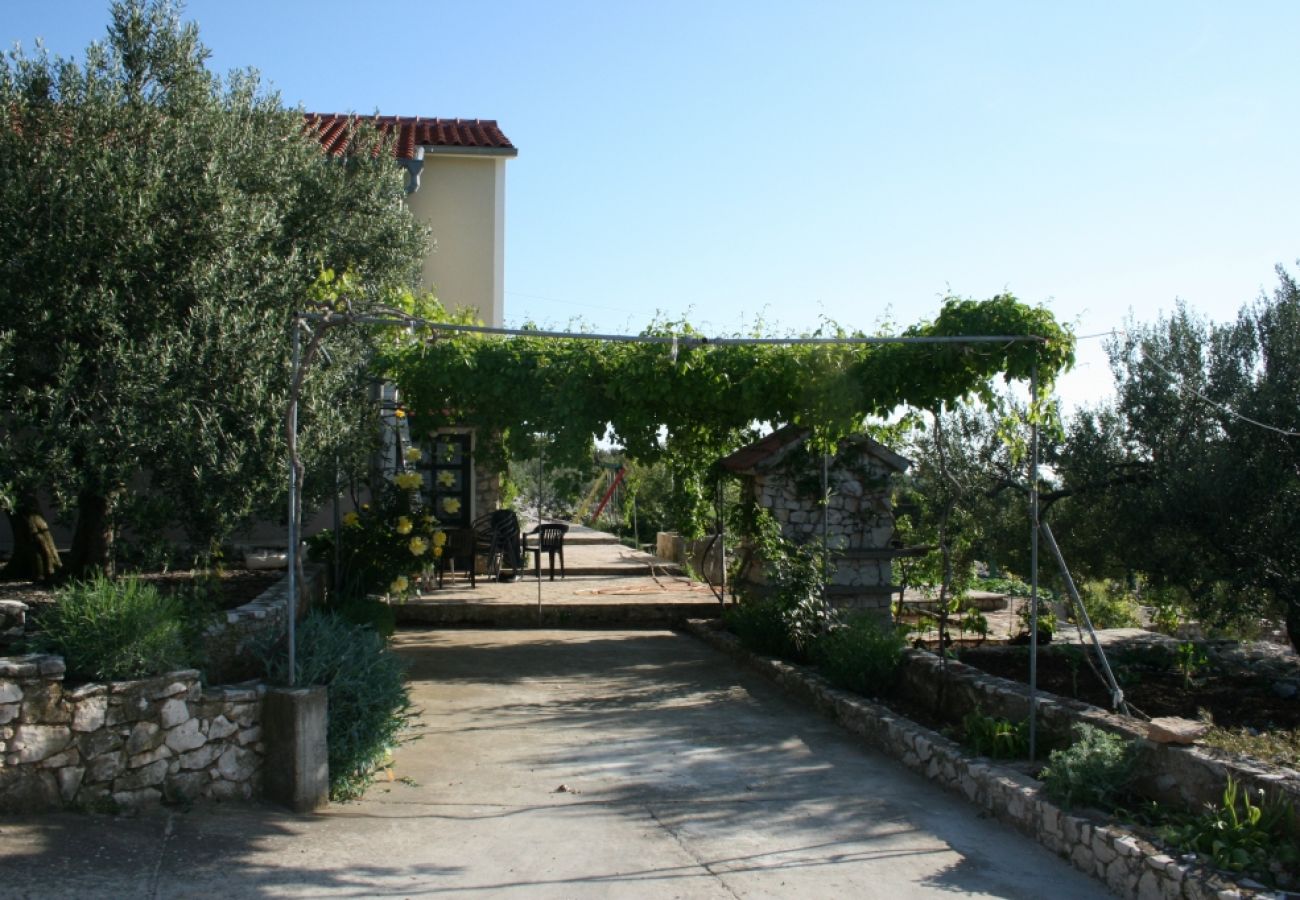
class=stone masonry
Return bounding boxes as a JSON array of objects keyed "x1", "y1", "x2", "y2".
[
  {"x1": 721, "y1": 426, "x2": 911, "y2": 621},
  {"x1": 0, "y1": 656, "x2": 264, "y2": 812}
]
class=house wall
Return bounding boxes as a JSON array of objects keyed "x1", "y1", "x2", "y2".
[{"x1": 407, "y1": 154, "x2": 506, "y2": 327}]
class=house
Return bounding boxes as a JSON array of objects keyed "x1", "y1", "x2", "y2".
[
  {"x1": 305, "y1": 114, "x2": 517, "y2": 327},
  {"x1": 720, "y1": 425, "x2": 913, "y2": 623},
  {"x1": 304, "y1": 114, "x2": 518, "y2": 533}
]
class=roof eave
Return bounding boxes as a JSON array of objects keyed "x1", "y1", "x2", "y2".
[{"x1": 421, "y1": 145, "x2": 518, "y2": 159}]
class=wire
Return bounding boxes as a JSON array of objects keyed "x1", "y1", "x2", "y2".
[
  {"x1": 297, "y1": 310, "x2": 1049, "y2": 347},
  {"x1": 1132, "y1": 340, "x2": 1300, "y2": 438}
]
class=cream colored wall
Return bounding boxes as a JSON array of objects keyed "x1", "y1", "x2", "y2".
[{"x1": 405, "y1": 154, "x2": 506, "y2": 327}]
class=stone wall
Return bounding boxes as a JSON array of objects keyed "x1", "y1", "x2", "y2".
[
  {"x1": 204, "y1": 564, "x2": 324, "y2": 684},
  {"x1": 0, "y1": 568, "x2": 326, "y2": 812},
  {"x1": 746, "y1": 453, "x2": 899, "y2": 618},
  {"x1": 687, "y1": 620, "x2": 1272, "y2": 900},
  {"x1": 0, "y1": 657, "x2": 263, "y2": 813},
  {"x1": 892, "y1": 648, "x2": 1300, "y2": 818}
]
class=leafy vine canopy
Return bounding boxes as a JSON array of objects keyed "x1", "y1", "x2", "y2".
[{"x1": 377, "y1": 293, "x2": 1073, "y2": 483}]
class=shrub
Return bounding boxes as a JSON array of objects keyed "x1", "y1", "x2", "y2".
[
  {"x1": 31, "y1": 576, "x2": 208, "y2": 681},
  {"x1": 263, "y1": 612, "x2": 412, "y2": 801},
  {"x1": 813, "y1": 614, "x2": 906, "y2": 697},
  {"x1": 1074, "y1": 581, "x2": 1142, "y2": 630},
  {"x1": 725, "y1": 598, "x2": 803, "y2": 661},
  {"x1": 307, "y1": 477, "x2": 445, "y2": 604},
  {"x1": 727, "y1": 508, "x2": 835, "y2": 660},
  {"x1": 962, "y1": 709, "x2": 1030, "y2": 759},
  {"x1": 1039, "y1": 724, "x2": 1137, "y2": 809}
]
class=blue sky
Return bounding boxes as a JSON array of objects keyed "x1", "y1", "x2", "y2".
[{"x1": 8, "y1": 1, "x2": 1299, "y2": 409}]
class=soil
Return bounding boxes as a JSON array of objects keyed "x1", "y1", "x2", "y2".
[{"x1": 956, "y1": 645, "x2": 1300, "y2": 732}]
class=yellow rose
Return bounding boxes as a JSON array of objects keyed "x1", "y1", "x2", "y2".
[
  {"x1": 395, "y1": 516, "x2": 413, "y2": 535},
  {"x1": 404, "y1": 446, "x2": 422, "y2": 463},
  {"x1": 394, "y1": 408, "x2": 406, "y2": 419},
  {"x1": 433, "y1": 546, "x2": 443, "y2": 558},
  {"x1": 438, "y1": 471, "x2": 455, "y2": 487},
  {"x1": 443, "y1": 497, "x2": 461, "y2": 515},
  {"x1": 409, "y1": 536, "x2": 428, "y2": 556},
  {"x1": 394, "y1": 472, "x2": 422, "y2": 491},
  {"x1": 422, "y1": 514, "x2": 436, "y2": 526},
  {"x1": 342, "y1": 511, "x2": 360, "y2": 527},
  {"x1": 389, "y1": 575, "x2": 409, "y2": 594},
  {"x1": 432, "y1": 531, "x2": 447, "y2": 548}
]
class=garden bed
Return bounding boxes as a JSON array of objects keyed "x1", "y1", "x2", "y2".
[
  {"x1": 955, "y1": 641, "x2": 1300, "y2": 769},
  {"x1": 1, "y1": 569, "x2": 283, "y2": 617}
]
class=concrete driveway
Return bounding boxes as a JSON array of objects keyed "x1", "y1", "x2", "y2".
[{"x1": 0, "y1": 628, "x2": 1109, "y2": 898}]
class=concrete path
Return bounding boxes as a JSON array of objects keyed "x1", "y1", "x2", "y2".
[{"x1": 0, "y1": 628, "x2": 1108, "y2": 898}]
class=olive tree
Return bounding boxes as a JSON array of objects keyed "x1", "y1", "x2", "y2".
[{"x1": 0, "y1": 0, "x2": 425, "y2": 577}]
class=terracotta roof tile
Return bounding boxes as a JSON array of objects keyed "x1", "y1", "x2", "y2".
[{"x1": 303, "y1": 113, "x2": 516, "y2": 159}]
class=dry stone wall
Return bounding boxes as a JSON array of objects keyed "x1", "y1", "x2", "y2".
[
  {"x1": 0, "y1": 656, "x2": 263, "y2": 812},
  {"x1": 0, "y1": 569, "x2": 318, "y2": 812},
  {"x1": 893, "y1": 648, "x2": 1300, "y2": 817}
]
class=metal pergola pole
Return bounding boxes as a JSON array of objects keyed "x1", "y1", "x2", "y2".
[
  {"x1": 286, "y1": 318, "x2": 302, "y2": 687},
  {"x1": 1028, "y1": 356, "x2": 1040, "y2": 761}
]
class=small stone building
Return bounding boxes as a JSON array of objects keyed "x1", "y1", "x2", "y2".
[{"x1": 721, "y1": 425, "x2": 912, "y2": 622}]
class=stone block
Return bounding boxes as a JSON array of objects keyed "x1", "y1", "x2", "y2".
[
  {"x1": 0, "y1": 703, "x2": 18, "y2": 726},
  {"x1": 10, "y1": 725, "x2": 72, "y2": 764},
  {"x1": 56, "y1": 766, "x2": 85, "y2": 802},
  {"x1": 207, "y1": 715, "x2": 238, "y2": 741},
  {"x1": 237, "y1": 726, "x2": 262, "y2": 747},
  {"x1": 158, "y1": 699, "x2": 190, "y2": 729},
  {"x1": 39, "y1": 747, "x2": 81, "y2": 769},
  {"x1": 80, "y1": 727, "x2": 124, "y2": 758},
  {"x1": 179, "y1": 743, "x2": 219, "y2": 771},
  {"x1": 128, "y1": 745, "x2": 172, "y2": 768},
  {"x1": 72, "y1": 695, "x2": 108, "y2": 732},
  {"x1": 126, "y1": 721, "x2": 162, "y2": 755},
  {"x1": 217, "y1": 745, "x2": 259, "y2": 783},
  {"x1": 262, "y1": 686, "x2": 328, "y2": 812},
  {"x1": 107, "y1": 693, "x2": 151, "y2": 726},
  {"x1": 0, "y1": 681, "x2": 21, "y2": 704},
  {"x1": 86, "y1": 750, "x2": 125, "y2": 784},
  {"x1": 165, "y1": 718, "x2": 205, "y2": 753},
  {"x1": 113, "y1": 759, "x2": 168, "y2": 792},
  {"x1": 148, "y1": 678, "x2": 194, "y2": 701},
  {"x1": 1145, "y1": 717, "x2": 1209, "y2": 745},
  {"x1": 21, "y1": 682, "x2": 69, "y2": 724}
]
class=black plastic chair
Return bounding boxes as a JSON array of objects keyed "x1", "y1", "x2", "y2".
[
  {"x1": 436, "y1": 528, "x2": 476, "y2": 588},
  {"x1": 524, "y1": 522, "x2": 568, "y2": 581},
  {"x1": 474, "y1": 510, "x2": 523, "y2": 580}
]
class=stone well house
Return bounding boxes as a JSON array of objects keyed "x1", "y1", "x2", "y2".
[{"x1": 721, "y1": 425, "x2": 913, "y2": 623}]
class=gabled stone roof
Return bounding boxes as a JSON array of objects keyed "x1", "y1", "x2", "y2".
[{"x1": 719, "y1": 424, "x2": 910, "y2": 476}]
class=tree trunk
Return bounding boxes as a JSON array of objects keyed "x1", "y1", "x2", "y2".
[
  {"x1": 1286, "y1": 598, "x2": 1300, "y2": 656},
  {"x1": 2, "y1": 493, "x2": 62, "y2": 581},
  {"x1": 68, "y1": 489, "x2": 116, "y2": 578}
]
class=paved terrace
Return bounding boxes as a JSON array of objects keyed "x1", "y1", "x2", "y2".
[
  {"x1": 0, "y1": 627, "x2": 1108, "y2": 898},
  {"x1": 398, "y1": 524, "x2": 727, "y2": 627}
]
